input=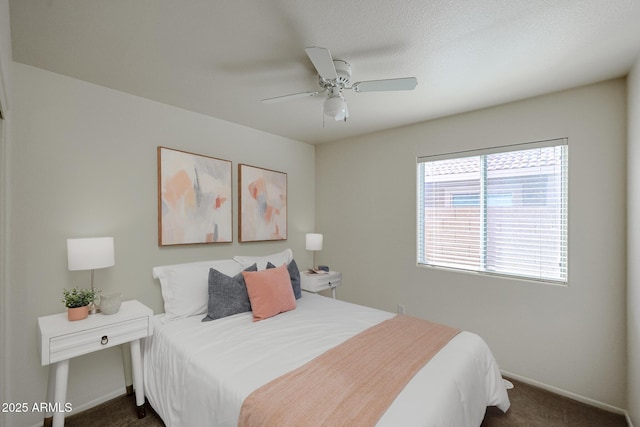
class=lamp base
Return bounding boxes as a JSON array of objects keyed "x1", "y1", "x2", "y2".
[{"x1": 88, "y1": 302, "x2": 101, "y2": 315}]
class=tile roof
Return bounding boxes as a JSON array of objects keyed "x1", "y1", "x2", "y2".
[{"x1": 428, "y1": 147, "x2": 563, "y2": 176}]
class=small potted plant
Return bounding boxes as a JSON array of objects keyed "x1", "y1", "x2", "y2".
[{"x1": 62, "y1": 287, "x2": 98, "y2": 321}]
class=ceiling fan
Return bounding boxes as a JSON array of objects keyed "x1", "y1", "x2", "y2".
[{"x1": 261, "y1": 46, "x2": 418, "y2": 122}]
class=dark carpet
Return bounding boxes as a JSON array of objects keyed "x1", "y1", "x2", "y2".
[
  {"x1": 62, "y1": 394, "x2": 163, "y2": 427},
  {"x1": 63, "y1": 377, "x2": 627, "y2": 426},
  {"x1": 482, "y1": 378, "x2": 627, "y2": 427}
]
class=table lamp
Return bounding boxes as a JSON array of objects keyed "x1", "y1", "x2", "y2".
[
  {"x1": 67, "y1": 237, "x2": 115, "y2": 314},
  {"x1": 305, "y1": 233, "x2": 323, "y2": 271}
]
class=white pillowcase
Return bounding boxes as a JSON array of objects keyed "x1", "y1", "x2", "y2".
[
  {"x1": 233, "y1": 248, "x2": 294, "y2": 270},
  {"x1": 152, "y1": 259, "x2": 242, "y2": 320}
]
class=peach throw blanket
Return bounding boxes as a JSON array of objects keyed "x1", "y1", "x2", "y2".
[{"x1": 238, "y1": 315, "x2": 460, "y2": 427}]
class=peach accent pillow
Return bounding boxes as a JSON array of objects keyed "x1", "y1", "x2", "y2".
[{"x1": 243, "y1": 264, "x2": 296, "y2": 321}]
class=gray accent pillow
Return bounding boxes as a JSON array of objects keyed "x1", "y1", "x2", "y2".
[
  {"x1": 266, "y1": 259, "x2": 302, "y2": 299},
  {"x1": 202, "y1": 263, "x2": 257, "y2": 322}
]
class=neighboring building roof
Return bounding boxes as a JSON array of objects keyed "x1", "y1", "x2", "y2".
[{"x1": 427, "y1": 147, "x2": 563, "y2": 176}]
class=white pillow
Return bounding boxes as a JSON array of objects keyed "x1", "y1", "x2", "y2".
[
  {"x1": 152, "y1": 259, "x2": 242, "y2": 320},
  {"x1": 233, "y1": 248, "x2": 294, "y2": 270}
]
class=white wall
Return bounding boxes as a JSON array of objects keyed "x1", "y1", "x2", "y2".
[
  {"x1": 316, "y1": 79, "x2": 627, "y2": 408},
  {"x1": 0, "y1": 1, "x2": 12, "y2": 426},
  {"x1": 628, "y1": 58, "x2": 640, "y2": 425},
  {"x1": 6, "y1": 63, "x2": 315, "y2": 427},
  {"x1": 0, "y1": 0, "x2": 10, "y2": 117}
]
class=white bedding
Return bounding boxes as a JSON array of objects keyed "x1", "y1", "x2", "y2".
[{"x1": 144, "y1": 294, "x2": 509, "y2": 427}]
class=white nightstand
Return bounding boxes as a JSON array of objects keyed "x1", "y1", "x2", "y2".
[
  {"x1": 300, "y1": 270, "x2": 342, "y2": 299},
  {"x1": 37, "y1": 300, "x2": 153, "y2": 427}
]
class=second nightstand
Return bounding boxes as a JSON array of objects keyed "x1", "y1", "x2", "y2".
[{"x1": 300, "y1": 270, "x2": 342, "y2": 299}]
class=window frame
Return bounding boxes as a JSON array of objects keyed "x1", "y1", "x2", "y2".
[{"x1": 416, "y1": 138, "x2": 568, "y2": 285}]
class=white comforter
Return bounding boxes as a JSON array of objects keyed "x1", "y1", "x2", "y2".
[{"x1": 144, "y1": 294, "x2": 509, "y2": 427}]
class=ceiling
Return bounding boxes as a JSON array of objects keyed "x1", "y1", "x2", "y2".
[{"x1": 8, "y1": 0, "x2": 640, "y2": 144}]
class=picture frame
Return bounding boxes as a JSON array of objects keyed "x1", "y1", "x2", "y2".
[
  {"x1": 238, "y1": 164, "x2": 287, "y2": 242},
  {"x1": 157, "y1": 146, "x2": 232, "y2": 245}
]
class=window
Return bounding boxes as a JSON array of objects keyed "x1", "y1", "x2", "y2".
[{"x1": 417, "y1": 139, "x2": 568, "y2": 283}]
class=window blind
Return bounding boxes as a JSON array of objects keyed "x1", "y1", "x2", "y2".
[{"x1": 417, "y1": 139, "x2": 568, "y2": 283}]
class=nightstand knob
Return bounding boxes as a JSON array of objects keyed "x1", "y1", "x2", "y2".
[{"x1": 101, "y1": 335, "x2": 109, "y2": 345}]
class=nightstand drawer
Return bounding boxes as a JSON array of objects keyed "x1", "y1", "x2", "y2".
[
  {"x1": 49, "y1": 317, "x2": 149, "y2": 363},
  {"x1": 301, "y1": 271, "x2": 342, "y2": 292}
]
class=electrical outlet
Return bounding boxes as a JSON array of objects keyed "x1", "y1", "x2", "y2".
[{"x1": 397, "y1": 304, "x2": 405, "y2": 315}]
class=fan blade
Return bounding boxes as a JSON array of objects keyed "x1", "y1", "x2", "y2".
[
  {"x1": 261, "y1": 91, "x2": 319, "y2": 104},
  {"x1": 351, "y1": 77, "x2": 418, "y2": 93},
  {"x1": 305, "y1": 46, "x2": 338, "y2": 80}
]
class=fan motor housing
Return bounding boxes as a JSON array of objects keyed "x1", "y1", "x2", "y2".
[{"x1": 319, "y1": 60, "x2": 352, "y2": 89}]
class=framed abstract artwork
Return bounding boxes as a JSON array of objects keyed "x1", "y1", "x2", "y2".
[
  {"x1": 158, "y1": 147, "x2": 232, "y2": 245},
  {"x1": 238, "y1": 164, "x2": 287, "y2": 242}
]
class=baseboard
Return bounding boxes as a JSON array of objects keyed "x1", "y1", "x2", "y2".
[
  {"x1": 28, "y1": 387, "x2": 125, "y2": 427},
  {"x1": 501, "y1": 370, "x2": 632, "y2": 426}
]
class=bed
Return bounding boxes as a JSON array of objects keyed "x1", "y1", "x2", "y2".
[{"x1": 144, "y1": 250, "x2": 510, "y2": 426}]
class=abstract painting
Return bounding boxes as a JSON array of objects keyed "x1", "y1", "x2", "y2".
[
  {"x1": 158, "y1": 147, "x2": 232, "y2": 245},
  {"x1": 239, "y1": 164, "x2": 287, "y2": 242}
]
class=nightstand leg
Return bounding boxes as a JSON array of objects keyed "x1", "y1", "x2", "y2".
[
  {"x1": 52, "y1": 359, "x2": 69, "y2": 427},
  {"x1": 121, "y1": 343, "x2": 134, "y2": 395},
  {"x1": 43, "y1": 366, "x2": 56, "y2": 426},
  {"x1": 331, "y1": 287, "x2": 337, "y2": 299},
  {"x1": 129, "y1": 338, "x2": 146, "y2": 418}
]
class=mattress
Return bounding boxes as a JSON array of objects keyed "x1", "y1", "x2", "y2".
[{"x1": 143, "y1": 293, "x2": 509, "y2": 426}]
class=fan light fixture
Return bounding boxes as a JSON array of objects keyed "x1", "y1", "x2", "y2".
[{"x1": 323, "y1": 90, "x2": 346, "y2": 119}]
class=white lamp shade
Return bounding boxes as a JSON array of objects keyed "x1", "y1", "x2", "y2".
[
  {"x1": 324, "y1": 94, "x2": 346, "y2": 118},
  {"x1": 305, "y1": 233, "x2": 323, "y2": 251},
  {"x1": 67, "y1": 237, "x2": 115, "y2": 271}
]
